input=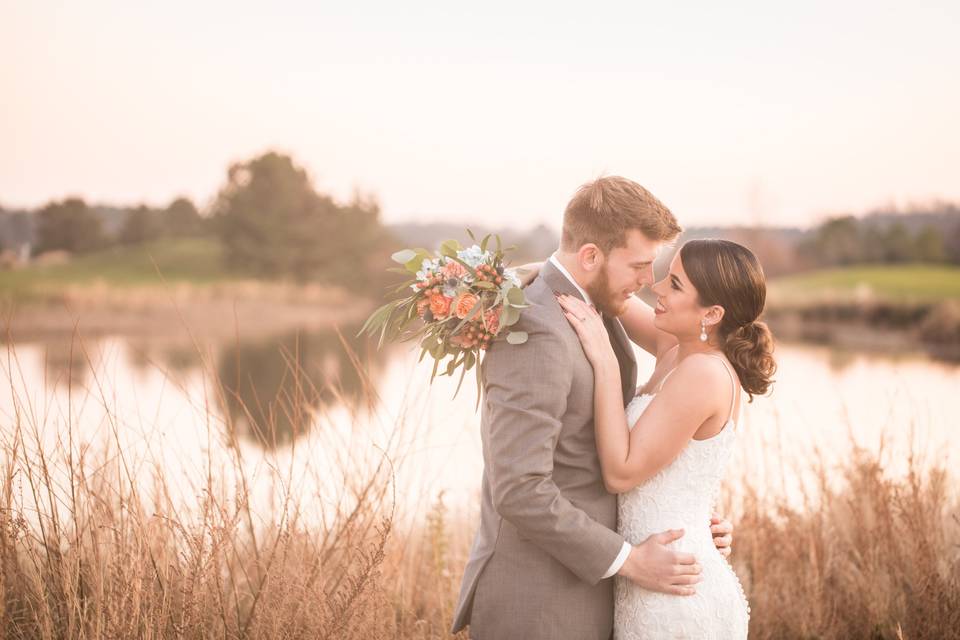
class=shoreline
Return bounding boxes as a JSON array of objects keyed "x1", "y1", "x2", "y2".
[
  {"x1": 764, "y1": 299, "x2": 960, "y2": 360},
  {"x1": 1, "y1": 280, "x2": 375, "y2": 344},
  {"x1": 4, "y1": 285, "x2": 959, "y2": 363}
]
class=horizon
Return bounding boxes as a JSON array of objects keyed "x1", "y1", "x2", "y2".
[
  {"x1": 3, "y1": 2, "x2": 959, "y2": 231},
  {"x1": 3, "y1": 187, "x2": 956, "y2": 234}
]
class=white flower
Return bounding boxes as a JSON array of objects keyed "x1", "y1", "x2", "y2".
[
  {"x1": 456, "y1": 245, "x2": 491, "y2": 269},
  {"x1": 415, "y1": 258, "x2": 440, "y2": 281},
  {"x1": 502, "y1": 268, "x2": 522, "y2": 288}
]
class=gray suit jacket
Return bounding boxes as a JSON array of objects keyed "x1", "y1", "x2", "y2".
[{"x1": 451, "y1": 261, "x2": 638, "y2": 639}]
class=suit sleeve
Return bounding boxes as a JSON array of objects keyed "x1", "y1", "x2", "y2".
[{"x1": 482, "y1": 317, "x2": 626, "y2": 584}]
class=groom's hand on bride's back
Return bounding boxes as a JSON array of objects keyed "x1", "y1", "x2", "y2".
[
  {"x1": 711, "y1": 513, "x2": 734, "y2": 558},
  {"x1": 617, "y1": 529, "x2": 701, "y2": 596}
]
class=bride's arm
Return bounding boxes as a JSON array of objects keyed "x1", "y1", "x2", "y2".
[
  {"x1": 557, "y1": 294, "x2": 723, "y2": 494},
  {"x1": 618, "y1": 295, "x2": 678, "y2": 357},
  {"x1": 597, "y1": 357, "x2": 724, "y2": 493}
]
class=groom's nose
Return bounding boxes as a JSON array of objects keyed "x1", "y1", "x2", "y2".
[{"x1": 638, "y1": 265, "x2": 655, "y2": 287}]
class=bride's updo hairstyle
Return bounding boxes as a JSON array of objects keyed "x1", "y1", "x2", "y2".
[{"x1": 679, "y1": 239, "x2": 776, "y2": 401}]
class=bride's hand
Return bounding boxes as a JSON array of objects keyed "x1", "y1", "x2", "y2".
[{"x1": 555, "y1": 294, "x2": 616, "y2": 366}]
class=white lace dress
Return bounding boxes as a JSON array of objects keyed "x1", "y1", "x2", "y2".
[{"x1": 613, "y1": 358, "x2": 750, "y2": 639}]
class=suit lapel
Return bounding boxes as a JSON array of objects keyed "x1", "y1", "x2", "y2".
[{"x1": 540, "y1": 260, "x2": 585, "y2": 302}]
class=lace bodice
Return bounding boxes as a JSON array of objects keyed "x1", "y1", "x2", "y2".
[
  {"x1": 618, "y1": 393, "x2": 737, "y2": 546},
  {"x1": 613, "y1": 357, "x2": 749, "y2": 639}
]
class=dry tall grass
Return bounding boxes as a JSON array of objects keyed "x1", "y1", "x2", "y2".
[
  {"x1": 1, "y1": 331, "x2": 958, "y2": 639},
  {"x1": 734, "y1": 450, "x2": 960, "y2": 639}
]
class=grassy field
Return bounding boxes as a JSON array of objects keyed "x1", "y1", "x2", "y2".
[
  {"x1": 0, "y1": 238, "x2": 240, "y2": 303},
  {"x1": 768, "y1": 264, "x2": 960, "y2": 306}
]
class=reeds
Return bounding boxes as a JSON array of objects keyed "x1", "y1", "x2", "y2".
[
  {"x1": 1, "y1": 330, "x2": 957, "y2": 639},
  {"x1": 733, "y1": 448, "x2": 960, "y2": 639}
]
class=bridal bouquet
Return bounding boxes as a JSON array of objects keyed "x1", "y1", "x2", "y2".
[{"x1": 359, "y1": 232, "x2": 530, "y2": 400}]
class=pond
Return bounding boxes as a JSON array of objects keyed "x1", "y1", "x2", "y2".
[{"x1": 2, "y1": 319, "x2": 957, "y2": 525}]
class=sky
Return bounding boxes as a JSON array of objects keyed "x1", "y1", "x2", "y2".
[{"x1": 2, "y1": 0, "x2": 959, "y2": 230}]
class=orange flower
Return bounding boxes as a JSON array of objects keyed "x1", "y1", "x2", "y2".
[
  {"x1": 484, "y1": 307, "x2": 502, "y2": 335},
  {"x1": 429, "y1": 294, "x2": 452, "y2": 319},
  {"x1": 442, "y1": 261, "x2": 468, "y2": 279},
  {"x1": 454, "y1": 292, "x2": 478, "y2": 319}
]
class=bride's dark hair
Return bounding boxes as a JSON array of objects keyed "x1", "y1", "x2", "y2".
[{"x1": 679, "y1": 239, "x2": 776, "y2": 401}]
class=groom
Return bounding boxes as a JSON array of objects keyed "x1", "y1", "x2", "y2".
[{"x1": 451, "y1": 177, "x2": 731, "y2": 639}]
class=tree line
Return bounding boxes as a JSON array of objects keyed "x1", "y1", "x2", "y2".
[
  {"x1": 797, "y1": 204, "x2": 960, "y2": 267},
  {"x1": 3, "y1": 159, "x2": 959, "y2": 286},
  {"x1": 0, "y1": 152, "x2": 397, "y2": 290}
]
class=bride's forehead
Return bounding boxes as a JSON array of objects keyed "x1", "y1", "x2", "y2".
[{"x1": 668, "y1": 252, "x2": 686, "y2": 275}]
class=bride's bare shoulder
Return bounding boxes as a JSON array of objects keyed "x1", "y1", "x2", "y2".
[{"x1": 661, "y1": 353, "x2": 733, "y2": 399}]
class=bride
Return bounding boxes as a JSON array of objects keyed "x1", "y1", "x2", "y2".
[{"x1": 547, "y1": 238, "x2": 776, "y2": 638}]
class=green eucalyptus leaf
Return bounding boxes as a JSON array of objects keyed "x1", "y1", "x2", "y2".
[
  {"x1": 506, "y1": 286, "x2": 526, "y2": 306},
  {"x1": 502, "y1": 305, "x2": 520, "y2": 327},
  {"x1": 392, "y1": 249, "x2": 417, "y2": 264},
  {"x1": 440, "y1": 239, "x2": 461, "y2": 258},
  {"x1": 506, "y1": 331, "x2": 528, "y2": 345}
]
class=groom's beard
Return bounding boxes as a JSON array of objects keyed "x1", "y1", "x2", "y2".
[{"x1": 585, "y1": 266, "x2": 628, "y2": 317}]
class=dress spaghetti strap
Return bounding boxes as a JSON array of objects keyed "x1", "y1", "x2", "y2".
[{"x1": 705, "y1": 354, "x2": 739, "y2": 428}]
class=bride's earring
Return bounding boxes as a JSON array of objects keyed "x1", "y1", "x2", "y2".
[{"x1": 699, "y1": 319, "x2": 708, "y2": 342}]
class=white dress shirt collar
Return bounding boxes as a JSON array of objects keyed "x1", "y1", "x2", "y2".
[{"x1": 548, "y1": 254, "x2": 593, "y2": 307}]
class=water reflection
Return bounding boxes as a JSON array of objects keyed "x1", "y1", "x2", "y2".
[
  {"x1": 3, "y1": 329, "x2": 957, "y2": 522},
  {"x1": 216, "y1": 320, "x2": 382, "y2": 447},
  {"x1": 162, "y1": 343, "x2": 202, "y2": 373},
  {"x1": 42, "y1": 338, "x2": 91, "y2": 386}
]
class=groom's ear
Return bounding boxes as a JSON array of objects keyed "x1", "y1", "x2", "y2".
[{"x1": 577, "y1": 243, "x2": 604, "y2": 272}]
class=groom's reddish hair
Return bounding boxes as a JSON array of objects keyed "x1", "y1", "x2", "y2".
[{"x1": 561, "y1": 176, "x2": 682, "y2": 253}]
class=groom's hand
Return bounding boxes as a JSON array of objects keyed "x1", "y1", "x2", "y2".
[
  {"x1": 617, "y1": 529, "x2": 701, "y2": 596},
  {"x1": 711, "y1": 513, "x2": 734, "y2": 558}
]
